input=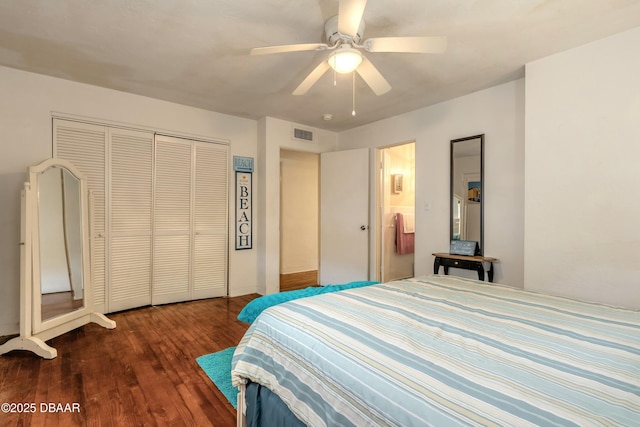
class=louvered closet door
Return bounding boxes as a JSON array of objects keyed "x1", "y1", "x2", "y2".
[
  {"x1": 152, "y1": 136, "x2": 228, "y2": 304},
  {"x1": 53, "y1": 119, "x2": 108, "y2": 313},
  {"x1": 109, "y1": 128, "x2": 154, "y2": 312},
  {"x1": 193, "y1": 141, "x2": 228, "y2": 299},
  {"x1": 54, "y1": 120, "x2": 227, "y2": 311},
  {"x1": 152, "y1": 136, "x2": 193, "y2": 304}
]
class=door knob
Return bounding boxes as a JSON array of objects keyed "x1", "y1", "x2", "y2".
[{"x1": 360, "y1": 225, "x2": 367, "y2": 231}]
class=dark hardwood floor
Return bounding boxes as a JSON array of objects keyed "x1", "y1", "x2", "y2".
[{"x1": 0, "y1": 294, "x2": 258, "y2": 426}]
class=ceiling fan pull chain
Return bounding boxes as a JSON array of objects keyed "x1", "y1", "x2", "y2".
[
  {"x1": 334, "y1": 68, "x2": 337, "y2": 87},
  {"x1": 352, "y1": 71, "x2": 357, "y2": 117}
]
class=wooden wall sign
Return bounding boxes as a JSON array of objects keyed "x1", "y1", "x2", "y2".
[{"x1": 234, "y1": 156, "x2": 253, "y2": 250}]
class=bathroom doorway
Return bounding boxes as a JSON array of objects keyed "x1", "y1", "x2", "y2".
[{"x1": 377, "y1": 142, "x2": 415, "y2": 282}]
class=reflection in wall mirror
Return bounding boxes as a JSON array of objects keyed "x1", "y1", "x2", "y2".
[
  {"x1": 0, "y1": 158, "x2": 115, "y2": 359},
  {"x1": 39, "y1": 166, "x2": 85, "y2": 321},
  {"x1": 450, "y1": 134, "x2": 484, "y2": 255}
]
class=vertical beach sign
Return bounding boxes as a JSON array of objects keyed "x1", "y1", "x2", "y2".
[{"x1": 233, "y1": 156, "x2": 253, "y2": 250}]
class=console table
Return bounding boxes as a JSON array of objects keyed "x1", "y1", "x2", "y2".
[{"x1": 433, "y1": 253, "x2": 498, "y2": 282}]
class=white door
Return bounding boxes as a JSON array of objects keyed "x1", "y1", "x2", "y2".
[
  {"x1": 320, "y1": 148, "x2": 369, "y2": 285},
  {"x1": 54, "y1": 120, "x2": 228, "y2": 312},
  {"x1": 153, "y1": 136, "x2": 228, "y2": 305},
  {"x1": 153, "y1": 136, "x2": 192, "y2": 305},
  {"x1": 192, "y1": 141, "x2": 228, "y2": 300},
  {"x1": 109, "y1": 128, "x2": 154, "y2": 312},
  {"x1": 379, "y1": 148, "x2": 390, "y2": 282}
]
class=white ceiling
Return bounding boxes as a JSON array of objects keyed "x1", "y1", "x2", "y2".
[{"x1": 1, "y1": 0, "x2": 639, "y2": 131}]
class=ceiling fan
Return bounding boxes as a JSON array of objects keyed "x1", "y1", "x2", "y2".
[{"x1": 250, "y1": 0, "x2": 447, "y2": 96}]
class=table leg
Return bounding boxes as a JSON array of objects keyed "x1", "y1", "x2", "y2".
[{"x1": 475, "y1": 263, "x2": 485, "y2": 281}]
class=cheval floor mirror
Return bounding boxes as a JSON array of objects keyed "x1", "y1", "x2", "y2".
[{"x1": 0, "y1": 158, "x2": 115, "y2": 359}]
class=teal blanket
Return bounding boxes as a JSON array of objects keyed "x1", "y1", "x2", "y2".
[{"x1": 237, "y1": 281, "x2": 378, "y2": 324}]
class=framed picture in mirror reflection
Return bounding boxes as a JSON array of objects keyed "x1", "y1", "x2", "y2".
[{"x1": 467, "y1": 181, "x2": 481, "y2": 203}]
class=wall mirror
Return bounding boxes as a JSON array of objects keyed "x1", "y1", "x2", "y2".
[
  {"x1": 0, "y1": 158, "x2": 115, "y2": 359},
  {"x1": 450, "y1": 134, "x2": 484, "y2": 255}
]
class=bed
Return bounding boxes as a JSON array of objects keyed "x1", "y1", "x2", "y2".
[{"x1": 231, "y1": 275, "x2": 640, "y2": 426}]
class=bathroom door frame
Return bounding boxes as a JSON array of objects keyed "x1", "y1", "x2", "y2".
[{"x1": 376, "y1": 141, "x2": 416, "y2": 283}]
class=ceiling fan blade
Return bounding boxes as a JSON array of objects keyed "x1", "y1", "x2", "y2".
[
  {"x1": 250, "y1": 43, "x2": 328, "y2": 55},
  {"x1": 338, "y1": 0, "x2": 367, "y2": 37},
  {"x1": 363, "y1": 36, "x2": 447, "y2": 53},
  {"x1": 292, "y1": 61, "x2": 331, "y2": 95},
  {"x1": 355, "y1": 57, "x2": 391, "y2": 96}
]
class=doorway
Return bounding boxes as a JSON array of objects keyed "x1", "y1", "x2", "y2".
[
  {"x1": 377, "y1": 142, "x2": 416, "y2": 282},
  {"x1": 279, "y1": 149, "x2": 320, "y2": 291}
]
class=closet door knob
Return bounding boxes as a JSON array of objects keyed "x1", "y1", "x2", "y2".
[{"x1": 360, "y1": 225, "x2": 367, "y2": 231}]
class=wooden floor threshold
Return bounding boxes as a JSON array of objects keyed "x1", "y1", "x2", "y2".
[{"x1": 280, "y1": 270, "x2": 318, "y2": 291}]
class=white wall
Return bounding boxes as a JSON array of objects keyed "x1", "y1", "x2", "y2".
[
  {"x1": 339, "y1": 79, "x2": 525, "y2": 287},
  {"x1": 524, "y1": 27, "x2": 640, "y2": 309},
  {"x1": 0, "y1": 65, "x2": 258, "y2": 335}
]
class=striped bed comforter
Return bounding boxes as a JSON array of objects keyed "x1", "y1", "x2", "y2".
[{"x1": 231, "y1": 275, "x2": 640, "y2": 426}]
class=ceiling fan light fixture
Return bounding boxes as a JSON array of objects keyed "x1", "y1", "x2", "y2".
[{"x1": 328, "y1": 46, "x2": 362, "y2": 74}]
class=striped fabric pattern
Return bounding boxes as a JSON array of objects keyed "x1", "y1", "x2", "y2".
[{"x1": 231, "y1": 275, "x2": 640, "y2": 426}]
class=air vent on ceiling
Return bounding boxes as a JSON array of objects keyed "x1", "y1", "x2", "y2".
[{"x1": 292, "y1": 127, "x2": 314, "y2": 142}]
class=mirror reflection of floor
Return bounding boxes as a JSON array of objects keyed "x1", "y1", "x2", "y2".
[{"x1": 41, "y1": 291, "x2": 83, "y2": 320}]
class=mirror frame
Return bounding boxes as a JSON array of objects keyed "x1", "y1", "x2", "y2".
[
  {"x1": 0, "y1": 158, "x2": 115, "y2": 359},
  {"x1": 32, "y1": 159, "x2": 93, "y2": 333},
  {"x1": 450, "y1": 134, "x2": 484, "y2": 256}
]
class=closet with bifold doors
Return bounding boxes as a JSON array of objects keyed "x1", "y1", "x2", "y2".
[{"x1": 54, "y1": 119, "x2": 228, "y2": 314}]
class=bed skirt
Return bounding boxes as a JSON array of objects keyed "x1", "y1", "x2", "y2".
[{"x1": 237, "y1": 381, "x2": 305, "y2": 427}]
